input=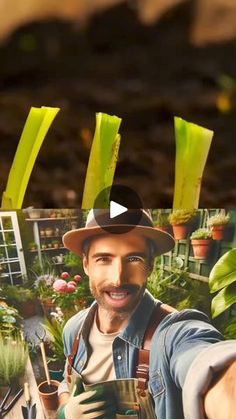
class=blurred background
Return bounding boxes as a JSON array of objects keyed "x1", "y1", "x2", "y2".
[{"x1": 1, "y1": 0, "x2": 236, "y2": 208}]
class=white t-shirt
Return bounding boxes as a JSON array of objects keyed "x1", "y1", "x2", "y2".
[{"x1": 81, "y1": 314, "x2": 120, "y2": 384}]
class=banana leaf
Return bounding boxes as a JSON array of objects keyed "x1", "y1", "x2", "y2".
[
  {"x1": 211, "y1": 282, "x2": 236, "y2": 318},
  {"x1": 209, "y1": 248, "x2": 236, "y2": 293}
]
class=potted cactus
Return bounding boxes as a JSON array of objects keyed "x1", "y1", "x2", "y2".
[
  {"x1": 168, "y1": 209, "x2": 197, "y2": 240},
  {"x1": 207, "y1": 211, "x2": 230, "y2": 240},
  {"x1": 190, "y1": 228, "x2": 213, "y2": 260}
]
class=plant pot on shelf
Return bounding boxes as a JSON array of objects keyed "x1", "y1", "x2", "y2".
[
  {"x1": 172, "y1": 224, "x2": 191, "y2": 240},
  {"x1": 45, "y1": 228, "x2": 54, "y2": 237},
  {"x1": 38, "y1": 379, "x2": 59, "y2": 410},
  {"x1": 191, "y1": 239, "x2": 212, "y2": 260},
  {"x1": 211, "y1": 225, "x2": 226, "y2": 241}
]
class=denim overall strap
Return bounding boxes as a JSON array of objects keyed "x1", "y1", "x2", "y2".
[{"x1": 136, "y1": 303, "x2": 176, "y2": 395}]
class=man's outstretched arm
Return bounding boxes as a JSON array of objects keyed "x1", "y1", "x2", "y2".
[{"x1": 204, "y1": 360, "x2": 236, "y2": 419}]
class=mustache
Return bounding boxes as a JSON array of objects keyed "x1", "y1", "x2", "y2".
[{"x1": 101, "y1": 284, "x2": 140, "y2": 293}]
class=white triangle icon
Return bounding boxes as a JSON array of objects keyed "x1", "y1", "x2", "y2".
[{"x1": 110, "y1": 201, "x2": 127, "y2": 219}]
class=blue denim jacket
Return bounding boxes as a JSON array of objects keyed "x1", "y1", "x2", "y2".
[{"x1": 59, "y1": 290, "x2": 236, "y2": 419}]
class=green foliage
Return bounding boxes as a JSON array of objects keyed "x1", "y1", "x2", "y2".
[
  {"x1": 152, "y1": 210, "x2": 169, "y2": 227},
  {"x1": 190, "y1": 228, "x2": 212, "y2": 240},
  {"x1": 0, "y1": 285, "x2": 36, "y2": 306},
  {"x1": 43, "y1": 314, "x2": 65, "y2": 364},
  {"x1": 0, "y1": 335, "x2": 28, "y2": 385},
  {"x1": 147, "y1": 258, "x2": 211, "y2": 315},
  {"x1": 168, "y1": 209, "x2": 197, "y2": 225},
  {"x1": 63, "y1": 252, "x2": 84, "y2": 276},
  {"x1": 209, "y1": 248, "x2": 236, "y2": 319},
  {"x1": 0, "y1": 302, "x2": 22, "y2": 337},
  {"x1": 223, "y1": 315, "x2": 236, "y2": 339}
]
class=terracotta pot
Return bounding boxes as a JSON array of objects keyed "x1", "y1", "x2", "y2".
[
  {"x1": 191, "y1": 239, "x2": 212, "y2": 260},
  {"x1": 20, "y1": 300, "x2": 37, "y2": 318},
  {"x1": 38, "y1": 380, "x2": 59, "y2": 410},
  {"x1": 40, "y1": 298, "x2": 57, "y2": 318},
  {"x1": 172, "y1": 224, "x2": 190, "y2": 240},
  {"x1": 211, "y1": 225, "x2": 226, "y2": 240}
]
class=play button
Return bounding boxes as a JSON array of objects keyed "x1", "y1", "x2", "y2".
[
  {"x1": 93, "y1": 184, "x2": 143, "y2": 234},
  {"x1": 110, "y1": 201, "x2": 127, "y2": 218}
]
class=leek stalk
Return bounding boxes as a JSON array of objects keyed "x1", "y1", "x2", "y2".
[
  {"x1": 173, "y1": 117, "x2": 214, "y2": 209},
  {"x1": 82, "y1": 112, "x2": 122, "y2": 208},
  {"x1": 1, "y1": 106, "x2": 59, "y2": 209}
]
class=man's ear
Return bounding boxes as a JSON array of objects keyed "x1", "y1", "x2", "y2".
[{"x1": 82, "y1": 254, "x2": 89, "y2": 275}]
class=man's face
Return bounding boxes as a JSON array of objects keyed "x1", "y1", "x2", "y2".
[{"x1": 83, "y1": 231, "x2": 151, "y2": 315}]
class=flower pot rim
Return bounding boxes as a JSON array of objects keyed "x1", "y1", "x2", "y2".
[{"x1": 38, "y1": 379, "x2": 60, "y2": 396}]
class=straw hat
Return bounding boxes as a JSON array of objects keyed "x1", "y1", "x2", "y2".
[{"x1": 63, "y1": 209, "x2": 175, "y2": 257}]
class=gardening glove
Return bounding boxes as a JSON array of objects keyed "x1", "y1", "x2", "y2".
[{"x1": 57, "y1": 385, "x2": 116, "y2": 419}]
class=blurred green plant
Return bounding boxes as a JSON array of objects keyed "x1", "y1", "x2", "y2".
[
  {"x1": 0, "y1": 334, "x2": 28, "y2": 385},
  {"x1": 82, "y1": 112, "x2": 122, "y2": 208},
  {"x1": 1, "y1": 106, "x2": 59, "y2": 209},
  {"x1": 0, "y1": 302, "x2": 22, "y2": 337},
  {"x1": 173, "y1": 117, "x2": 213, "y2": 209}
]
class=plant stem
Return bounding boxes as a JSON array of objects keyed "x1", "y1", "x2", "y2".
[
  {"x1": 1, "y1": 106, "x2": 59, "y2": 209},
  {"x1": 173, "y1": 117, "x2": 214, "y2": 209},
  {"x1": 82, "y1": 112, "x2": 122, "y2": 208}
]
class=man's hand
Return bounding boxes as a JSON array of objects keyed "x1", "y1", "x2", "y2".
[
  {"x1": 204, "y1": 360, "x2": 236, "y2": 419},
  {"x1": 57, "y1": 387, "x2": 116, "y2": 419}
]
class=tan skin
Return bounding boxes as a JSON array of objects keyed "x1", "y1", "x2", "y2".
[{"x1": 59, "y1": 232, "x2": 236, "y2": 418}]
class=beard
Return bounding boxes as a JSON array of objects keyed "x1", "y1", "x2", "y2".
[{"x1": 89, "y1": 282, "x2": 146, "y2": 321}]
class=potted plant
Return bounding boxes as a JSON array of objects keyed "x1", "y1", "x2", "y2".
[
  {"x1": 43, "y1": 309, "x2": 66, "y2": 382},
  {"x1": 34, "y1": 274, "x2": 57, "y2": 318},
  {"x1": 0, "y1": 335, "x2": 28, "y2": 388},
  {"x1": 207, "y1": 211, "x2": 230, "y2": 240},
  {"x1": 28, "y1": 242, "x2": 38, "y2": 251},
  {"x1": 52, "y1": 240, "x2": 60, "y2": 249},
  {"x1": 41, "y1": 244, "x2": 47, "y2": 250},
  {"x1": 190, "y1": 228, "x2": 213, "y2": 260},
  {"x1": 40, "y1": 229, "x2": 45, "y2": 237},
  {"x1": 2, "y1": 285, "x2": 37, "y2": 318},
  {"x1": 45, "y1": 227, "x2": 54, "y2": 237},
  {"x1": 168, "y1": 209, "x2": 197, "y2": 240}
]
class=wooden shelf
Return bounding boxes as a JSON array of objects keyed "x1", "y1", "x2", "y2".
[{"x1": 26, "y1": 217, "x2": 78, "y2": 222}]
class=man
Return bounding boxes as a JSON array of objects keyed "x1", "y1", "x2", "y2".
[{"x1": 57, "y1": 209, "x2": 236, "y2": 419}]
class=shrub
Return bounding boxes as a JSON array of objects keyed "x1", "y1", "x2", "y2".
[
  {"x1": 0, "y1": 335, "x2": 28, "y2": 385},
  {"x1": 207, "y1": 212, "x2": 230, "y2": 227},
  {"x1": 168, "y1": 209, "x2": 197, "y2": 225},
  {"x1": 190, "y1": 228, "x2": 212, "y2": 240}
]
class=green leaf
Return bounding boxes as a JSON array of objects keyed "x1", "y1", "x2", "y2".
[
  {"x1": 209, "y1": 248, "x2": 236, "y2": 293},
  {"x1": 1, "y1": 106, "x2": 60, "y2": 209},
  {"x1": 173, "y1": 117, "x2": 213, "y2": 209},
  {"x1": 211, "y1": 282, "x2": 236, "y2": 318},
  {"x1": 82, "y1": 113, "x2": 122, "y2": 208}
]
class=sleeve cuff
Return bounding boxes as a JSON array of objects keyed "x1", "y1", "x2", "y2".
[
  {"x1": 183, "y1": 340, "x2": 236, "y2": 419},
  {"x1": 58, "y1": 380, "x2": 70, "y2": 396}
]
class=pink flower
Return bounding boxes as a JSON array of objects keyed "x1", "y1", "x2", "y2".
[
  {"x1": 53, "y1": 279, "x2": 68, "y2": 293},
  {"x1": 61, "y1": 272, "x2": 70, "y2": 279},
  {"x1": 74, "y1": 275, "x2": 82, "y2": 282},
  {"x1": 67, "y1": 283, "x2": 76, "y2": 293},
  {"x1": 68, "y1": 281, "x2": 77, "y2": 287}
]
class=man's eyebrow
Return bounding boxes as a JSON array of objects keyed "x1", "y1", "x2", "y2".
[
  {"x1": 91, "y1": 251, "x2": 148, "y2": 259},
  {"x1": 91, "y1": 252, "x2": 113, "y2": 259}
]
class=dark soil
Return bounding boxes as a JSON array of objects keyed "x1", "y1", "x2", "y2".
[{"x1": 1, "y1": 2, "x2": 236, "y2": 208}]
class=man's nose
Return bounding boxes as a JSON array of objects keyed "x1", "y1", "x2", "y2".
[{"x1": 112, "y1": 259, "x2": 127, "y2": 286}]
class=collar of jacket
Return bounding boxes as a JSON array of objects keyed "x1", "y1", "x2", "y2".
[{"x1": 80, "y1": 290, "x2": 160, "y2": 349}]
